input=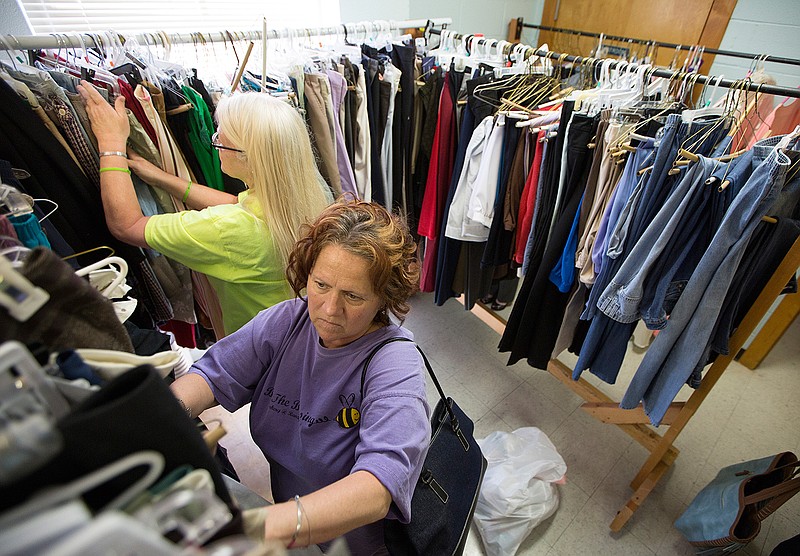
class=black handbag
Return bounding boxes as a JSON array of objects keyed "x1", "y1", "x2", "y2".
[{"x1": 360, "y1": 338, "x2": 487, "y2": 556}]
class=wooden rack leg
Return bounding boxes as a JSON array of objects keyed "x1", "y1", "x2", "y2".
[{"x1": 611, "y1": 458, "x2": 672, "y2": 531}]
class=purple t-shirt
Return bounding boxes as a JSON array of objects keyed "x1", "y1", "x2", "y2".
[{"x1": 191, "y1": 297, "x2": 431, "y2": 555}]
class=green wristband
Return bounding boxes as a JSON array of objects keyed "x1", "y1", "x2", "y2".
[
  {"x1": 99, "y1": 167, "x2": 131, "y2": 174},
  {"x1": 182, "y1": 180, "x2": 193, "y2": 203}
]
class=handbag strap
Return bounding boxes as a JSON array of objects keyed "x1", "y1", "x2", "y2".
[
  {"x1": 743, "y1": 462, "x2": 800, "y2": 505},
  {"x1": 359, "y1": 337, "x2": 457, "y2": 425}
]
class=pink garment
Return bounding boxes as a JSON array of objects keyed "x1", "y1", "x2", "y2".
[
  {"x1": 738, "y1": 92, "x2": 800, "y2": 150},
  {"x1": 765, "y1": 96, "x2": 800, "y2": 137}
]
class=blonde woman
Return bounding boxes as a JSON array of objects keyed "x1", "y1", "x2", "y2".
[{"x1": 78, "y1": 82, "x2": 331, "y2": 335}]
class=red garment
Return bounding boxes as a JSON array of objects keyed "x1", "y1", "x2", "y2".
[
  {"x1": 117, "y1": 78, "x2": 158, "y2": 147},
  {"x1": 160, "y1": 320, "x2": 196, "y2": 348},
  {"x1": 514, "y1": 130, "x2": 546, "y2": 265},
  {"x1": 418, "y1": 73, "x2": 456, "y2": 292}
]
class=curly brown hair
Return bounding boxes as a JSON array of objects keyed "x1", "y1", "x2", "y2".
[{"x1": 286, "y1": 200, "x2": 419, "y2": 325}]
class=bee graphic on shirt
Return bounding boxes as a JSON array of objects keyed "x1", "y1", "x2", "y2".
[{"x1": 336, "y1": 393, "x2": 360, "y2": 429}]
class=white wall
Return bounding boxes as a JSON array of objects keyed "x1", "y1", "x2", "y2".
[
  {"x1": 338, "y1": 0, "x2": 545, "y2": 44},
  {"x1": 1, "y1": 1, "x2": 32, "y2": 34},
  {"x1": 709, "y1": 0, "x2": 800, "y2": 90},
  {"x1": 342, "y1": 0, "x2": 799, "y2": 93},
  {"x1": 340, "y1": 0, "x2": 410, "y2": 23},
  {"x1": 408, "y1": 0, "x2": 544, "y2": 44}
]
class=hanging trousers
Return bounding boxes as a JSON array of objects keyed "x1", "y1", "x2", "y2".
[{"x1": 499, "y1": 111, "x2": 597, "y2": 368}]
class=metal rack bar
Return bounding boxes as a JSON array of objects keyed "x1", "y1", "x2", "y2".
[
  {"x1": 0, "y1": 18, "x2": 451, "y2": 52},
  {"x1": 428, "y1": 27, "x2": 800, "y2": 99},
  {"x1": 515, "y1": 19, "x2": 800, "y2": 67}
]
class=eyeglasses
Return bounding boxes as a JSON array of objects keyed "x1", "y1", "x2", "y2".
[{"x1": 211, "y1": 131, "x2": 244, "y2": 153}]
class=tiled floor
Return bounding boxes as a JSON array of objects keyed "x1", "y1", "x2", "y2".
[{"x1": 204, "y1": 292, "x2": 800, "y2": 555}]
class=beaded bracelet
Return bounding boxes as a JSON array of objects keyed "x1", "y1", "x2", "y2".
[
  {"x1": 99, "y1": 167, "x2": 131, "y2": 174},
  {"x1": 182, "y1": 180, "x2": 193, "y2": 203}
]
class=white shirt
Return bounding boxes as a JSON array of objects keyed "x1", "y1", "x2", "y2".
[{"x1": 445, "y1": 115, "x2": 495, "y2": 241}]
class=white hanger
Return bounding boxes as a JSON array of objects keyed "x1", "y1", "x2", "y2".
[
  {"x1": 776, "y1": 124, "x2": 800, "y2": 150},
  {"x1": 0, "y1": 340, "x2": 67, "y2": 418},
  {"x1": 0, "y1": 450, "x2": 165, "y2": 530},
  {"x1": 75, "y1": 256, "x2": 129, "y2": 298},
  {"x1": 682, "y1": 76, "x2": 727, "y2": 124}
]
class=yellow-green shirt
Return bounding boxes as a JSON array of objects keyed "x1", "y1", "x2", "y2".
[{"x1": 144, "y1": 191, "x2": 291, "y2": 335}]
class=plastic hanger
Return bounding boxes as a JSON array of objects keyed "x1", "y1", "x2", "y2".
[
  {"x1": 74, "y1": 256, "x2": 129, "y2": 298},
  {"x1": 0, "y1": 341, "x2": 66, "y2": 487},
  {"x1": 0, "y1": 450, "x2": 165, "y2": 530},
  {"x1": 0, "y1": 340, "x2": 68, "y2": 421},
  {"x1": 0, "y1": 183, "x2": 33, "y2": 217},
  {"x1": 776, "y1": 124, "x2": 800, "y2": 150}
]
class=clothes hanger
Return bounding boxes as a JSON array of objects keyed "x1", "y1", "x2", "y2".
[
  {"x1": 0, "y1": 451, "x2": 165, "y2": 531},
  {"x1": 671, "y1": 73, "x2": 736, "y2": 162},
  {"x1": 62, "y1": 245, "x2": 115, "y2": 262},
  {"x1": 609, "y1": 78, "x2": 682, "y2": 158},
  {"x1": 491, "y1": 49, "x2": 562, "y2": 113},
  {"x1": 0, "y1": 182, "x2": 33, "y2": 217},
  {"x1": 775, "y1": 124, "x2": 800, "y2": 150},
  {"x1": 74, "y1": 256, "x2": 129, "y2": 298},
  {"x1": 0, "y1": 241, "x2": 31, "y2": 269},
  {"x1": 33, "y1": 34, "x2": 120, "y2": 95}
]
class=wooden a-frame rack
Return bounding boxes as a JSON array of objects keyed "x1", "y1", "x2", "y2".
[{"x1": 464, "y1": 235, "x2": 800, "y2": 531}]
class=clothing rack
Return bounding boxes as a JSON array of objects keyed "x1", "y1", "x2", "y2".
[
  {"x1": 510, "y1": 18, "x2": 800, "y2": 67},
  {"x1": 428, "y1": 27, "x2": 800, "y2": 99},
  {"x1": 432, "y1": 25, "x2": 800, "y2": 532},
  {"x1": 0, "y1": 18, "x2": 452, "y2": 52}
]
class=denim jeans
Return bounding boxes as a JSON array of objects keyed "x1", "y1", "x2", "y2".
[
  {"x1": 696, "y1": 136, "x2": 800, "y2": 383},
  {"x1": 590, "y1": 141, "x2": 655, "y2": 283},
  {"x1": 574, "y1": 115, "x2": 727, "y2": 383},
  {"x1": 621, "y1": 144, "x2": 791, "y2": 425},
  {"x1": 596, "y1": 156, "x2": 717, "y2": 323}
]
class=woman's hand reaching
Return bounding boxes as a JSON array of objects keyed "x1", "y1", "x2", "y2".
[
  {"x1": 127, "y1": 150, "x2": 168, "y2": 187},
  {"x1": 77, "y1": 80, "x2": 130, "y2": 151}
]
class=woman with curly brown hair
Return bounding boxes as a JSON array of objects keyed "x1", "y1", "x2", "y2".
[{"x1": 170, "y1": 199, "x2": 430, "y2": 555}]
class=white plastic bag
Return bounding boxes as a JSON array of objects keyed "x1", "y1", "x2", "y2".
[{"x1": 473, "y1": 427, "x2": 567, "y2": 556}]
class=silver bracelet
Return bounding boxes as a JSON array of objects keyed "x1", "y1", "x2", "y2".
[
  {"x1": 99, "y1": 151, "x2": 128, "y2": 158},
  {"x1": 287, "y1": 494, "x2": 303, "y2": 548}
]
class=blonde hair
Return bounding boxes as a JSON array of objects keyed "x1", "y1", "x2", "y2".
[{"x1": 216, "y1": 93, "x2": 329, "y2": 267}]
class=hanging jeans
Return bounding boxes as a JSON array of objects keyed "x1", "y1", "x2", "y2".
[
  {"x1": 574, "y1": 115, "x2": 726, "y2": 383},
  {"x1": 621, "y1": 143, "x2": 792, "y2": 425},
  {"x1": 596, "y1": 157, "x2": 717, "y2": 325}
]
